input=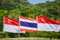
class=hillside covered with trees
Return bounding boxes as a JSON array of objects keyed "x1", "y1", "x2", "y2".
[{"x1": 0, "y1": 0, "x2": 60, "y2": 38}]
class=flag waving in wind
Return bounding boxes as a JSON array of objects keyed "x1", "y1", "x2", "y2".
[
  {"x1": 19, "y1": 16, "x2": 37, "y2": 32},
  {"x1": 54, "y1": 20, "x2": 60, "y2": 31},
  {"x1": 37, "y1": 16, "x2": 60, "y2": 32},
  {"x1": 3, "y1": 17, "x2": 25, "y2": 33}
]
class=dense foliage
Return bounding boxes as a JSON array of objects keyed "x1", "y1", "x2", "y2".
[{"x1": 0, "y1": 0, "x2": 60, "y2": 38}]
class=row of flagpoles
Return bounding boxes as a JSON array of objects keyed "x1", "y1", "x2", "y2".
[{"x1": 3, "y1": 16, "x2": 60, "y2": 33}]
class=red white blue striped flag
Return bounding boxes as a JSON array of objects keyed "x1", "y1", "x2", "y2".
[{"x1": 19, "y1": 16, "x2": 38, "y2": 32}]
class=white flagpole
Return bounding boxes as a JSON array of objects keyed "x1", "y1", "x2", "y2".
[
  {"x1": 2, "y1": 16, "x2": 5, "y2": 40},
  {"x1": 3, "y1": 16, "x2": 8, "y2": 40},
  {"x1": 18, "y1": 16, "x2": 20, "y2": 40},
  {"x1": 36, "y1": 16, "x2": 38, "y2": 40},
  {"x1": 3, "y1": 16, "x2": 5, "y2": 33},
  {"x1": 4, "y1": 17, "x2": 9, "y2": 40}
]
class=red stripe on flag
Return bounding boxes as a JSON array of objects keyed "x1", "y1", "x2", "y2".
[
  {"x1": 54, "y1": 20, "x2": 60, "y2": 24},
  {"x1": 37, "y1": 16, "x2": 60, "y2": 25},
  {"x1": 20, "y1": 16, "x2": 36, "y2": 21},
  {"x1": 4, "y1": 17, "x2": 19, "y2": 26},
  {"x1": 20, "y1": 28, "x2": 38, "y2": 32}
]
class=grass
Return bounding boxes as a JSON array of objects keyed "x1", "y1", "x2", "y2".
[{"x1": 0, "y1": 37, "x2": 60, "y2": 40}]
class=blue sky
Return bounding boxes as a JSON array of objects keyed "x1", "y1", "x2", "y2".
[{"x1": 28, "y1": 0, "x2": 54, "y2": 5}]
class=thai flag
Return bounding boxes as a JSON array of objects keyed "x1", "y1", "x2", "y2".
[
  {"x1": 37, "y1": 16, "x2": 60, "y2": 32},
  {"x1": 3, "y1": 17, "x2": 25, "y2": 33},
  {"x1": 19, "y1": 16, "x2": 37, "y2": 32}
]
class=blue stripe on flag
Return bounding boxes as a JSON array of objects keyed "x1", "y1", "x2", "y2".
[{"x1": 20, "y1": 21, "x2": 37, "y2": 28}]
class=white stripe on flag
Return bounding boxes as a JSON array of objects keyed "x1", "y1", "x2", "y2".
[
  {"x1": 3, "y1": 24, "x2": 19, "y2": 33},
  {"x1": 3, "y1": 24, "x2": 25, "y2": 33},
  {"x1": 38, "y1": 23, "x2": 59, "y2": 32},
  {"x1": 20, "y1": 18, "x2": 36, "y2": 23},
  {"x1": 20, "y1": 26, "x2": 37, "y2": 30}
]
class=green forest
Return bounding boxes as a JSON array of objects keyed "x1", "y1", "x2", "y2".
[{"x1": 0, "y1": 0, "x2": 60, "y2": 38}]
